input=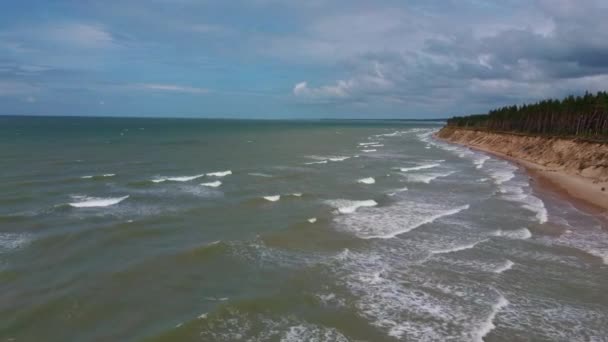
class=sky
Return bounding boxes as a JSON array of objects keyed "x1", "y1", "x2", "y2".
[{"x1": 1, "y1": 0, "x2": 608, "y2": 119}]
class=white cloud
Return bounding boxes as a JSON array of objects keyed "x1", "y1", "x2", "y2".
[
  {"x1": 136, "y1": 83, "x2": 209, "y2": 94},
  {"x1": 44, "y1": 23, "x2": 114, "y2": 49},
  {"x1": 0, "y1": 81, "x2": 39, "y2": 96}
]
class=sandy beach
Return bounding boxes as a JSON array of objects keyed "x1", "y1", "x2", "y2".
[{"x1": 435, "y1": 131, "x2": 608, "y2": 212}]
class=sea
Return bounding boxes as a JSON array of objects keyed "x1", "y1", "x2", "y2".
[{"x1": 1, "y1": 116, "x2": 607, "y2": 342}]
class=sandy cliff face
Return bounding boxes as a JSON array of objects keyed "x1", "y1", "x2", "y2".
[{"x1": 437, "y1": 127, "x2": 608, "y2": 182}]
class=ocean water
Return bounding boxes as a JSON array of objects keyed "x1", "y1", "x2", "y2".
[{"x1": 1, "y1": 116, "x2": 607, "y2": 341}]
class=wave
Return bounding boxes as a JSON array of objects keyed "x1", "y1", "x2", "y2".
[
  {"x1": 248, "y1": 172, "x2": 273, "y2": 178},
  {"x1": 358, "y1": 177, "x2": 375, "y2": 184},
  {"x1": 152, "y1": 174, "x2": 205, "y2": 183},
  {"x1": 307, "y1": 217, "x2": 317, "y2": 223},
  {"x1": 399, "y1": 163, "x2": 441, "y2": 172},
  {"x1": 473, "y1": 155, "x2": 490, "y2": 169},
  {"x1": 207, "y1": 170, "x2": 232, "y2": 177},
  {"x1": 0, "y1": 232, "x2": 29, "y2": 253},
  {"x1": 81, "y1": 173, "x2": 115, "y2": 179},
  {"x1": 290, "y1": 193, "x2": 303, "y2": 197},
  {"x1": 361, "y1": 149, "x2": 376, "y2": 153},
  {"x1": 404, "y1": 171, "x2": 454, "y2": 184},
  {"x1": 282, "y1": 324, "x2": 349, "y2": 342},
  {"x1": 200, "y1": 181, "x2": 222, "y2": 187},
  {"x1": 306, "y1": 155, "x2": 350, "y2": 163},
  {"x1": 489, "y1": 166, "x2": 516, "y2": 185},
  {"x1": 263, "y1": 195, "x2": 281, "y2": 202},
  {"x1": 369, "y1": 144, "x2": 384, "y2": 147},
  {"x1": 328, "y1": 156, "x2": 350, "y2": 162},
  {"x1": 325, "y1": 199, "x2": 378, "y2": 214},
  {"x1": 493, "y1": 228, "x2": 532, "y2": 240},
  {"x1": 387, "y1": 186, "x2": 408, "y2": 196},
  {"x1": 494, "y1": 260, "x2": 514, "y2": 274},
  {"x1": 68, "y1": 195, "x2": 129, "y2": 208},
  {"x1": 431, "y1": 239, "x2": 488, "y2": 255},
  {"x1": 359, "y1": 142, "x2": 380, "y2": 146},
  {"x1": 499, "y1": 185, "x2": 548, "y2": 224},
  {"x1": 334, "y1": 202, "x2": 470, "y2": 239},
  {"x1": 472, "y1": 295, "x2": 509, "y2": 342}
]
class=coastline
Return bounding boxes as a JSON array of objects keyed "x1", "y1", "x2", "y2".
[{"x1": 434, "y1": 129, "x2": 608, "y2": 213}]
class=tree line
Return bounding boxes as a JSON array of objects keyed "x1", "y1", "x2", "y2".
[{"x1": 447, "y1": 91, "x2": 608, "y2": 139}]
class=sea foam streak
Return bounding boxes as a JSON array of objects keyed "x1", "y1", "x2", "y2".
[
  {"x1": 263, "y1": 195, "x2": 281, "y2": 202},
  {"x1": 399, "y1": 163, "x2": 440, "y2": 172},
  {"x1": 81, "y1": 173, "x2": 115, "y2": 179},
  {"x1": 335, "y1": 202, "x2": 470, "y2": 239},
  {"x1": 358, "y1": 177, "x2": 375, "y2": 184},
  {"x1": 200, "y1": 181, "x2": 222, "y2": 187},
  {"x1": 207, "y1": 170, "x2": 232, "y2": 177},
  {"x1": 359, "y1": 142, "x2": 380, "y2": 146},
  {"x1": 152, "y1": 174, "x2": 205, "y2": 183},
  {"x1": 473, "y1": 295, "x2": 509, "y2": 342},
  {"x1": 0, "y1": 232, "x2": 29, "y2": 253},
  {"x1": 361, "y1": 149, "x2": 376, "y2": 152},
  {"x1": 494, "y1": 260, "x2": 514, "y2": 274},
  {"x1": 326, "y1": 199, "x2": 378, "y2": 214},
  {"x1": 431, "y1": 239, "x2": 488, "y2": 255},
  {"x1": 493, "y1": 228, "x2": 532, "y2": 240},
  {"x1": 404, "y1": 171, "x2": 454, "y2": 184},
  {"x1": 69, "y1": 195, "x2": 129, "y2": 208}
]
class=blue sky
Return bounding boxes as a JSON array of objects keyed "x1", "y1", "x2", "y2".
[{"x1": 1, "y1": 0, "x2": 608, "y2": 118}]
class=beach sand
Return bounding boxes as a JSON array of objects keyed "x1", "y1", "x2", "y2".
[{"x1": 436, "y1": 136, "x2": 608, "y2": 212}]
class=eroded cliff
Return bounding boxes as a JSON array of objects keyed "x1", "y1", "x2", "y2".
[{"x1": 437, "y1": 127, "x2": 608, "y2": 182}]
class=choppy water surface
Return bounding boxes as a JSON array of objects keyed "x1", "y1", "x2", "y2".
[{"x1": 1, "y1": 117, "x2": 607, "y2": 341}]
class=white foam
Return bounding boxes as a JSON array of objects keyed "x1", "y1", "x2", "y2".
[
  {"x1": 69, "y1": 195, "x2": 129, "y2": 208},
  {"x1": 280, "y1": 324, "x2": 349, "y2": 342},
  {"x1": 248, "y1": 172, "x2": 273, "y2": 178},
  {"x1": 387, "y1": 186, "x2": 408, "y2": 196},
  {"x1": 358, "y1": 177, "x2": 375, "y2": 184},
  {"x1": 152, "y1": 174, "x2": 205, "y2": 183},
  {"x1": 0, "y1": 233, "x2": 29, "y2": 253},
  {"x1": 325, "y1": 199, "x2": 378, "y2": 214},
  {"x1": 473, "y1": 155, "x2": 489, "y2": 169},
  {"x1": 291, "y1": 193, "x2": 302, "y2": 197},
  {"x1": 431, "y1": 239, "x2": 488, "y2": 255},
  {"x1": 335, "y1": 202, "x2": 470, "y2": 239},
  {"x1": 308, "y1": 217, "x2": 317, "y2": 223},
  {"x1": 472, "y1": 295, "x2": 509, "y2": 342},
  {"x1": 207, "y1": 170, "x2": 232, "y2": 177},
  {"x1": 493, "y1": 228, "x2": 532, "y2": 240},
  {"x1": 361, "y1": 149, "x2": 376, "y2": 152},
  {"x1": 399, "y1": 163, "x2": 441, "y2": 172},
  {"x1": 490, "y1": 169, "x2": 515, "y2": 185},
  {"x1": 404, "y1": 171, "x2": 454, "y2": 184},
  {"x1": 369, "y1": 144, "x2": 384, "y2": 147},
  {"x1": 305, "y1": 160, "x2": 328, "y2": 165},
  {"x1": 494, "y1": 260, "x2": 514, "y2": 274},
  {"x1": 521, "y1": 195, "x2": 548, "y2": 224},
  {"x1": 359, "y1": 142, "x2": 380, "y2": 146},
  {"x1": 328, "y1": 156, "x2": 350, "y2": 162},
  {"x1": 263, "y1": 195, "x2": 281, "y2": 202},
  {"x1": 81, "y1": 173, "x2": 115, "y2": 179},
  {"x1": 200, "y1": 181, "x2": 222, "y2": 187}
]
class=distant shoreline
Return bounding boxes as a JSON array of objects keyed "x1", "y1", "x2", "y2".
[{"x1": 435, "y1": 127, "x2": 608, "y2": 212}]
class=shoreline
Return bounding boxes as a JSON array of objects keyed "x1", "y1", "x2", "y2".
[{"x1": 434, "y1": 133, "x2": 608, "y2": 214}]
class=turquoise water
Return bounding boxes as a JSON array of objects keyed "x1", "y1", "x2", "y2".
[{"x1": 1, "y1": 117, "x2": 607, "y2": 341}]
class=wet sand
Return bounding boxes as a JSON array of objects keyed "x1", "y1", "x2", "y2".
[{"x1": 436, "y1": 135, "x2": 608, "y2": 212}]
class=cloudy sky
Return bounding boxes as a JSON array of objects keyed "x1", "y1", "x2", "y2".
[{"x1": 1, "y1": 0, "x2": 608, "y2": 118}]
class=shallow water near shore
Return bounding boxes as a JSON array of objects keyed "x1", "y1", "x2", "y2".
[{"x1": 1, "y1": 117, "x2": 607, "y2": 341}]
